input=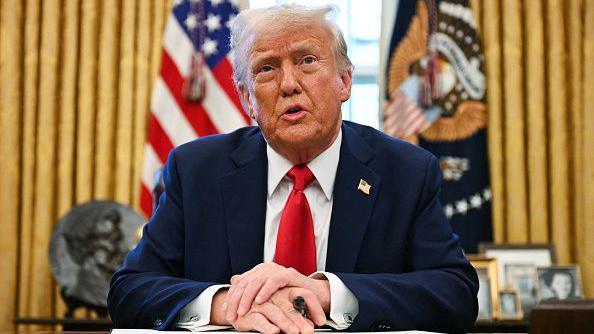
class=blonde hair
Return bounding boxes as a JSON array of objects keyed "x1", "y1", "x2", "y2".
[{"x1": 229, "y1": 4, "x2": 353, "y2": 87}]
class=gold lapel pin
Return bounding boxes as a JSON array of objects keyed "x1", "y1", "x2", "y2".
[{"x1": 358, "y1": 179, "x2": 371, "y2": 195}]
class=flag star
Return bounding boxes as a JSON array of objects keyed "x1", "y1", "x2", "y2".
[
  {"x1": 483, "y1": 188, "x2": 492, "y2": 201},
  {"x1": 210, "y1": 0, "x2": 224, "y2": 6},
  {"x1": 470, "y1": 194, "x2": 483, "y2": 209},
  {"x1": 173, "y1": 0, "x2": 184, "y2": 7},
  {"x1": 226, "y1": 14, "x2": 237, "y2": 29},
  {"x1": 205, "y1": 14, "x2": 221, "y2": 32},
  {"x1": 456, "y1": 200, "x2": 469, "y2": 215},
  {"x1": 444, "y1": 204, "x2": 454, "y2": 219},
  {"x1": 230, "y1": 0, "x2": 241, "y2": 8},
  {"x1": 185, "y1": 14, "x2": 199, "y2": 30},
  {"x1": 202, "y1": 38, "x2": 218, "y2": 56}
]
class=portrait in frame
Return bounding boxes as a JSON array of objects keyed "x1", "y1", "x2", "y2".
[
  {"x1": 498, "y1": 289, "x2": 523, "y2": 320},
  {"x1": 468, "y1": 256, "x2": 500, "y2": 320},
  {"x1": 504, "y1": 263, "x2": 539, "y2": 317},
  {"x1": 537, "y1": 265, "x2": 583, "y2": 301}
]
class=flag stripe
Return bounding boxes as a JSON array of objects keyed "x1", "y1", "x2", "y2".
[
  {"x1": 160, "y1": 51, "x2": 220, "y2": 136},
  {"x1": 212, "y1": 57, "x2": 251, "y2": 123},
  {"x1": 151, "y1": 78, "x2": 199, "y2": 146},
  {"x1": 201, "y1": 67, "x2": 248, "y2": 133},
  {"x1": 147, "y1": 117, "x2": 175, "y2": 163},
  {"x1": 140, "y1": 184, "x2": 153, "y2": 219},
  {"x1": 142, "y1": 144, "x2": 163, "y2": 189}
]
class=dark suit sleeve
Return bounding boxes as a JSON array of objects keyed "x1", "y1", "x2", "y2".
[
  {"x1": 335, "y1": 156, "x2": 479, "y2": 333},
  {"x1": 108, "y1": 150, "x2": 216, "y2": 329}
]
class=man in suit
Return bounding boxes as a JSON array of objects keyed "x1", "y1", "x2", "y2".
[{"x1": 108, "y1": 4, "x2": 478, "y2": 333}]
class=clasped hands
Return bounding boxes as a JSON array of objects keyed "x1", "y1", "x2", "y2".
[{"x1": 210, "y1": 263, "x2": 331, "y2": 334}]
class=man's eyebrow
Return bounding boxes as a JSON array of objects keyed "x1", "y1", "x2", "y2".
[{"x1": 250, "y1": 40, "x2": 323, "y2": 65}]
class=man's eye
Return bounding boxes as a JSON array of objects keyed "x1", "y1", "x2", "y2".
[
  {"x1": 258, "y1": 65, "x2": 273, "y2": 73},
  {"x1": 302, "y1": 56, "x2": 316, "y2": 65}
]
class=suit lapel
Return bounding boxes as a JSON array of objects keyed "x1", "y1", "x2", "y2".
[
  {"x1": 325, "y1": 123, "x2": 380, "y2": 273},
  {"x1": 221, "y1": 130, "x2": 268, "y2": 275}
]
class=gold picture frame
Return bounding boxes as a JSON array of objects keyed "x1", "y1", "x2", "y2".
[
  {"x1": 468, "y1": 255, "x2": 500, "y2": 320},
  {"x1": 498, "y1": 289, "x2": 523, "y2": 320}
]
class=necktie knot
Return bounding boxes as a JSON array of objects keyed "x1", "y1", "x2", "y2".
[{"x1": 287, "y1": 165, "x2": 314, "y2": 191}]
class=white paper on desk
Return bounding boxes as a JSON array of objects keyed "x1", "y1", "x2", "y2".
[{"x1": 111, "y1": 329, "x2": 443, "y2": 334}]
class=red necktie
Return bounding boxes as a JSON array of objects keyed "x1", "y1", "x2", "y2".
[{"x1": 274, "y1": 165, "x2": 316, "y2": 275}]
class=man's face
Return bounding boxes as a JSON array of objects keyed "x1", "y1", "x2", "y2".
[
  {"x1": 550, "y1": 273, "x2": 572, "y2": 299},
  {"x1": 239, "y1": 23, "x2": 352, "y2": 156}
]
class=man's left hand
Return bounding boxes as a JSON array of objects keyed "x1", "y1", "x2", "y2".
[{"x1": 224, "y1": 263, "x2": 330, "y2": 323}]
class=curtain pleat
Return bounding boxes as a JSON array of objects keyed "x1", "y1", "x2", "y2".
[
  {"x1": 132, "y1": 0, "x2": 152, "y2": 212},
  {"x1": 567, "y1": 0, "x2": 583, "y2": 267},
  {"x1": 545, "y1": 0, "x2": 572, "y2": 263},
  {"x1": 55, "y1": 0, "x2": 81, "y2": 320},
  {"x1": 502, "y1": 0, "x2": 529, "y2": 242},
  {"x1": 580, "y1": 0, "x2": 594, "y2": 297},
  {"x1": 482, "y1": 0, "x2": 505, "y2": 243},
  {"x1": 115, "y1": 0, "x2": 137, "y2": 204},
  {"x1": 524, "y1": 0, "x2": 549, "y2": 243},
  {"x1": 76, "y1": 0, "x2": 99, "y2": 203},
  {"x1": 94, "y1": 0, "x2": 120, "y2": 199},
  {"x1": 17, "y1": 0, "x2": 40, "y2": 325},
  {"x1": 25, "y1": 1, "x2": 61, "y2": 326},
  {"x1": 0, "y1": 0, "x2": 23, "y2": 330}
]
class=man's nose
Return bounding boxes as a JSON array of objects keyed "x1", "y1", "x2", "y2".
[{"x1": 279, "y1": 62, "x2": 302, "y2": 97}]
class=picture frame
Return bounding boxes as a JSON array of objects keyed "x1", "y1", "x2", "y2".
[
  {"x1": 536, "y1": 265, "x2": 584, "y2": 301},
  {"x1": 498, "y1": 289, "x2": 523, "y2": 320},
  {"x1": 479, "y1": 243, "x2": 555, "y2": 288},
  {"x1": 503, "y1": 263, "x2": 539, "y2": 317},
  {"x1": 468, "y1": 256, "x2": 500, "y2": 320}
]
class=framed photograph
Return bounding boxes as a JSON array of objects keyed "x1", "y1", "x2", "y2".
[
  {"x1": 537, "y1": 265, "x2": 583, "y2": 300},
  {"x1": 499, "y1": 289, "x2": 523, "y2": 320},
  {"x1": 479, "y1": 243, "x2": 555, "y2": 288},
  {"x1": 468, "y1": 256, "x2": 500, "y2": 320},
  {"x1": 504, "y1": 263, "x2": 539, "y2": 316}
]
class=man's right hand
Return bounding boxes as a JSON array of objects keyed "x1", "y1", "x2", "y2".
[{"x1": 211, "y1": 286, "x2": 325, "y2": 334}]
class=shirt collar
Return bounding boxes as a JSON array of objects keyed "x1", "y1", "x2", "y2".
[{"x1": 267, "y1": 129, "x2": 342, "y2": 200}]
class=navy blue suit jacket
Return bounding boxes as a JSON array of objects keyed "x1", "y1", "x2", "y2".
[{"x1": 108, "y1": 121, "x2": 478, "y2": 332}]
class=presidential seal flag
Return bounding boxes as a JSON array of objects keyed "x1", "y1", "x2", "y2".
[
  {"x1": 383, "y1": 0, "x2": 492, "y2": 252},
  {"x1": 140, "y1": 0, "x2": 250, "y2": 217}
]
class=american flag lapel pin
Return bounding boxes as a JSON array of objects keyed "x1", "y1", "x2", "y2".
[{"x1": 358, "y1": 179, "x2": 371, "y2": 195}]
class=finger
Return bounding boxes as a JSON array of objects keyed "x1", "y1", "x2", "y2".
[
  {"x1": 226, "y1": 280, "x2": 248, "y2": 323},
  {"x1": 230, "y1": 274, "x2": 242, "y2": 285},
  {"x1": 281, "y1": 288, "x2": 326, "y2": 326},
  {"x1": 255, "y1": 268, "x2": 305, "y2": 304},
  {"x1": 274, "y1": 298, "x2": 315, "y2": 334},
  {"x1": 237, "y1": 278, "x2": 265, "y2": 316},
  {"x1": 255, "y1": 303, "x2": 300, "y2": 334},
  {"x1": 235, "y1": 312, "x2": 280, "y2": 334}
]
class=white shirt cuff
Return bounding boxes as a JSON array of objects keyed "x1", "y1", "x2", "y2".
[
  {"x1": 310, "y1": 271, "x2": 359, "y2": 330},
  {"x1": 175, "y1": 284, "x2": 232, "y2": 331}
]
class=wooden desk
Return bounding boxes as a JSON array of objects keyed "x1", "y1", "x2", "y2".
[
  {"x1": 13, "y1": 317, "x2": 530, "y2": 333},
  {"x1": 13, "y1": 317, "x2": 112, "y2": 332}
]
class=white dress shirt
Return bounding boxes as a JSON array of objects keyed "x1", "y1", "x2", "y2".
[{"x1": 177, "y1": 129, "x2": 359, "y2": 331}]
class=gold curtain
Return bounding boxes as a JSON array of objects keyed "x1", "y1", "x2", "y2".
[
  {"x1": 475, "y1": 0, "x2": 594, "y2": 296},
  {"x1": 1, "y1": 0, "x2": 594, "y2": 331},
  {"x1": 0, "y1": 0, "x2": 170, "y2": 331}
]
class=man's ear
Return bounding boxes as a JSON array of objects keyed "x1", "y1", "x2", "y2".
[
  {"x1": 339, "y1": 69, "x2": 353, "y2": 103},
  {"x1": 238, "y1": 84, "x2": 256, "y2": 119}
]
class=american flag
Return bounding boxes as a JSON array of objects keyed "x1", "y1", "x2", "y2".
[{"x1": 140, "y1": 0, "x2": 250, "y2": 217}]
